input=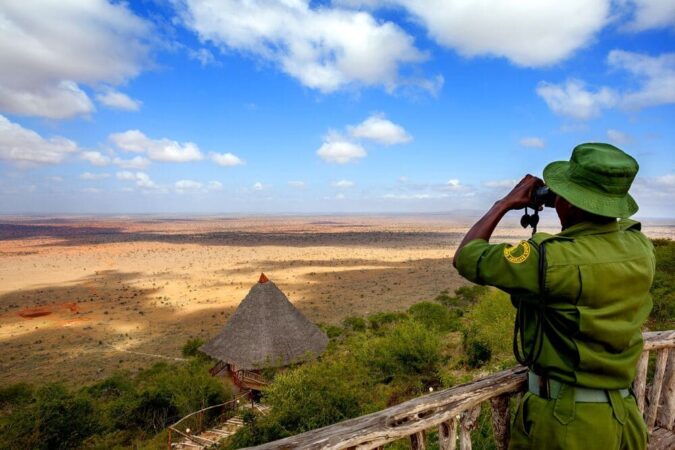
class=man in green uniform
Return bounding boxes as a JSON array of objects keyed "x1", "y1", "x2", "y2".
[{"x1": 453, "y1": 143, "x2": 655, "y2": 450}]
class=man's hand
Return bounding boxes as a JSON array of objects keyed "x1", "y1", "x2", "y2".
[
  {"x1": 452, "y1": 174, "x2": 543, "y2": 268},
  {"x1": 499, "y1": 175, "x2": 544, "y2": 211}
]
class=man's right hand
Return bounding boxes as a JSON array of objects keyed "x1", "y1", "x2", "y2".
[{"x1": 499, "y1": 175, "x2": 544, "y2": 211}]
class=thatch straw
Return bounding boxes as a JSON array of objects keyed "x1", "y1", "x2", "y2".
[{"x1": 200, "y1": 276, "x2": 328, "y2": 370}]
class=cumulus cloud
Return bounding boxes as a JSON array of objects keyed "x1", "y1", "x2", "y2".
[
  {"x1": 332, "y1": 179, "x2": 355, "y2": 188},
  {"x1": 116, "y1": 171, "x2": 156, "y2": 188},
  {"x1": 210, "y1": 152, "x2": 245, "y2": 166},
  {"x1": 349, "y1": 113, "x2": 412, "y2": 145},
  {"x1": 381, "y1": 0, "x2": 610, "y2": 67},
  {"x1": 288, "y1": 181, "x2": 306, "y2": 188},
  {"x1": 81, "y1": 151, "x2": 111, "y2": 167},
  {"x1": 484, "y1": 179, "x2": 518, "y2": 189},
  {"x1": 536, "y1": 79, "x2": 618, "y2": 119},
  {"x1": 316, "y1": 132, "x2": 367, "y2": 164},
  {"x1": 175, "y1": 179, "x2": 203, "y2": 193},
  {"x1": 188, "y1": 48, "x2": 217, "y2": 66},
  {"x1": 0, "y1": 1, "x2": 151, "y2": 119},
  {"x1": 110, "y1": 130, "x2": 204, "y2": 162},
  {"x1": 445, "y1": 179, "x2": 465, "y2": 191},
  {"x1": 624, "y1": 0, "x2": 675, "y2": 31},
  {"x1": 178, "y1": 0, "x2": 425, "y2": 92},
  {"x1": 207, "y1": 181, "x2": 223, "y2": 191},
  {"x1": 519, "y1": 137, "x2": 546, "y2": 148},
  {"x1": 608, "y1": 50, "x2": 675, "y2": 109},
  {"x1": 252, "y1": 182, "x2": 264, "y2": 191},
  {"x1": 96, "y1": 89, "x2": 142, "y2": 111},
  {"x1": 606, "y1": 129, "x2": 633, "y2": 146},
  {"x1": 80, "y1": 172, "x2": 110, "y2": 180},
  {"x1": 113, "y1": 155, "x2": 151, "y2": 169},
  {"x1": 0, "y1": 115, "x2": 78, "y2": 166}
]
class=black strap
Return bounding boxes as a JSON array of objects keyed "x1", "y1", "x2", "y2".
[{"x1": 513, "y1": 241, "x2": 547, "y2": 366}]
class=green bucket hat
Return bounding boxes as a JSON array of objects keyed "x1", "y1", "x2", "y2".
[{"x1": 543, "y1": 143, "x2": 639, "y2": 218}]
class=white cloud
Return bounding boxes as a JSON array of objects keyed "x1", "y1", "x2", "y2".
[
  {"x1": 606, "y1": 129, "x2": 633, "y2": 146},
  {"x1": 80, "y1": 172, "x2": 110, "y2": 180},
  {"x1": 113, "y1": 155, "x2": 150, "y2": 169},
  {"x1": 175, "y1": 179, "x2": 203, "y2": 193},
  {"x1": 536, "y1": 79, "x2": 618, "y2": 119},
  {"x1": 445, "y1": 179, "x2": 464, "y2": 191},
  {"x1": 116, "y1": 171, "x2": 156, "y2": 189},
  {"x1": 82, "y1": 187, "x2": 100, "y2": 193},
  {"x1": 519, "y1": 137, "x2": 546, "y2": 148},
  {"x1": 607, "y1": 50, "x2": 675, "y2": 109},
  {"x1": 207, "y1": 181, "x2": 223, "y2": 191},
  {"x1": 484, "y1": 179, "x2": 518, "y2": 189},
  {"x1": 288, "y1": 181, "x2": 306, "y2": 188},
  {"x1": 0, "y1": 115, "x2": 78, "y2": 165},
  {"x1": 253, "y1": 182, "x2": 264, "y2": 191},
  {"x1": 210, "y1": 152, "x2": 245, "y2": 166},
  {"x1": 188, "y1": 48, "x2": 217, "y2": 66},
  {"x1": 81, "y1": 151, "x2": 111, "y2": 167},
  {"x1": 316, "y1": 132, "x2": 367, "y2": 164},
  {"x1": 96, "y1": 89, "x2": 142, "y2": 111},
  {"x1": 335, "y1": 193, "x2": 346, "y2": 200},
  {"x1": 178, "y1": 0, "x2": 425, "y2": 92},
  {"x1": 349, "y1": 113, "x2": 412, "y2": 145},
  {"x1": 386, "y1": 0, "x2": 610, "y2": 67},
  {"x1": 110, "y1": 130, "x2": 204, "y2": 162},
  {"x1": 624, "y1": 0, "x2": 675, "y2": 31},
  {"x1": 382, "y1": 192, "x2": 448, "y2": 200},
  {"x1": 0, "y1": 1, "x2": 151, "y2": 118},
  {"x1": 332, "y1": 179, "x2": 355, "y2": 188},
  {"x1": 46, "y1": 176, "x2": 63, "y2": 183}
]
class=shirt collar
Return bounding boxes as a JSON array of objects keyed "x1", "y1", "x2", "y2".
[{"x1": 558, "y1": 220, "x2": 621, "y2": 238}]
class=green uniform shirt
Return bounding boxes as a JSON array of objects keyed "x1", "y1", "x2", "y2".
[{"x1": 455, "y1": 219, "x2": 655, "y2": 389}]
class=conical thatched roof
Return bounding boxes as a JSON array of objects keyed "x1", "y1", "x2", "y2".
[{"x1": 200, "y1": 274, "x2": 329, "y2": 370}]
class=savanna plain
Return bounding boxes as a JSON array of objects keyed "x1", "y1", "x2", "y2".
[{"x1": 1, "y1": 215, "x2": 673, "y2": 388}]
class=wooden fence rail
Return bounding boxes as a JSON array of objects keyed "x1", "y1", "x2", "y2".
[{"x1": 245, "y1": 330, "x2": 675, "y2": 450}]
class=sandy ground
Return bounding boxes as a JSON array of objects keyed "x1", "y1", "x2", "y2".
[{"x1": 1, "y1": 215, "x2": 673, "y2": 386}]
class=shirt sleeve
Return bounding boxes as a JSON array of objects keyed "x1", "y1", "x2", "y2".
[{"x1": 455, "y1": 238, "x2": 541, "y2": 295}]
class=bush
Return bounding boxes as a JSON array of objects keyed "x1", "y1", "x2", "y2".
[
  {"x1": 262, "y1": 358, "x2": 365, "y2": 433},
  {"x1": 408, "y1": 302, "x2": 460, "y2": 332},
  {"x1": 182, "y1": 337, "x2": 206, "y2": 358},
  {"x1": 1, "y1": 383, "x2": 100, "y2": 450},
  {"x1": 367, "y1": 311, "x2": 408, "y2": 331},
  {"x1": 650, "y1": 238, "x2": 675, "y2": 330},
  {"x1": 0, "y1": 383, "x2": 33, "y2": 409},
  {"x1": 342, "y1": 316, "x2": 367, "y2": 332},
  {"x1": 362, "y1": 320, "x2": 442, "y2": 384},
  {"x1": 465, "y1": 336, "x2": 492, "y2": 368},
  {"x1": 455, "y1": 285, "x2": 489, "y2": 303}
]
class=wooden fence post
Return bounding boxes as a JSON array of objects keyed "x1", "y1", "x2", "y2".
[
  {"x1": 410, "y1": 431, "x2": 426, "y2": 450},
  {"x1": 490, "y1": 394, "x2": 511, "y2": 450},
  {"x1": 460, "y1": 405, "x2": 481, "y2": 450},
  {"x1": 646, "y1": 349, "x2": 670, "y2": 430},
  {"x1": 438, "y1": 418, "x2": 458, "y2": 450}
]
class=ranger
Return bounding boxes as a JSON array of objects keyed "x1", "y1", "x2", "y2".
[{"x1": 453, "y1": 143, "x2": 654, "y2": 450}]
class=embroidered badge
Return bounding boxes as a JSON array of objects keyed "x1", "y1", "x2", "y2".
[{"x1": 503, "y1": 241, "x2": 531, "y2": 264}]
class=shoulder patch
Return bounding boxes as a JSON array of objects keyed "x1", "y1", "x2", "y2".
[{"x1": 503, "y1": 241, "x2": 531, "y2": 264}]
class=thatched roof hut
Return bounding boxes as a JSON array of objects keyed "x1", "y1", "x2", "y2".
[{"x1": 200, "y1": 274, "x2": 329, "y2": 371}]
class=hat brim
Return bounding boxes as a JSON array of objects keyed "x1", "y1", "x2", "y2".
[{"x1": 543, "y1": 161, "x2": 638, "y2": 219}]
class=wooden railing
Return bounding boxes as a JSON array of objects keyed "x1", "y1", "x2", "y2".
[
  {"x1": 168, "y1": 392, "x2": 250, "y2": 448},
  {"x1": 245, "y1": 330, "x2": 674, "y2": 450}
]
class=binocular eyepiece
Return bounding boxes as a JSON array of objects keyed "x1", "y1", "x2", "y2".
[
  {"x1": 521, "y1": 186, "x2": 556, "y2": 234},
  {"x1": 531, "y1": 186, "x2": 556, "y2": 209}
]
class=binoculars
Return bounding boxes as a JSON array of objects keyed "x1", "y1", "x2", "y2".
[{"x1": 521, "y1": 186, "x2": 556, "y2": 232}]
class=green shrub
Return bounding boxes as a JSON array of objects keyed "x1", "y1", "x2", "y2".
[
  {"x1": 1, "y1": 383, "x2": 100, "y2": 450},
  {"x1": 342, "y1": 316, "x2": 367, "y2": 332},
  {"x1": 361, "y1": 320, "x2": 442, "y2": 384},
  {"x1": 182, "y1": 338, "x2": 206, "y2": 358},
  {"x1": 650, "y1": 238, "x2": 675, "y2": 330},
  {"x1": 455, "y1": 285, "x2": 489, "y2": 303},
  {"x1": 0, "y1": 383, "x2": 33, "y2": 408},
  {"x1": 465, "y1": 337, "x2": 492, "y2": 368},
  {"x1": 319, "y1": 323, "x2": 343, "y2": 339},
  {"x1": 408, "y1": 302, "x2": 460, "y2": 332},
  {"x1": 367, "y1": 311, "x2": 408, "y2": 331}
]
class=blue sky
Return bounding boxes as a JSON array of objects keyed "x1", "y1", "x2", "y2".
[{"x1": 0, "y1": 0, "x2": 674, "y2": 217}]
